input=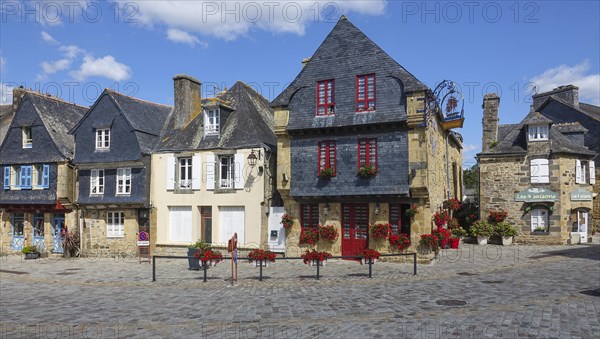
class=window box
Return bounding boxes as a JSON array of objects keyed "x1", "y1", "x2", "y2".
[
  {"x1": 318, "y1": 167, "x2": 335, "y2": 179},
  {"x1": 358, "y1": 165, "x2": 377, "y2": 178}
]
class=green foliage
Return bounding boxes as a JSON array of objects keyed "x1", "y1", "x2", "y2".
[
  {"x1": 463, "y1": 164, "x2": 479, "y2": 189},
  {"x1": 21, "y1": 245, "x2": 37, "y2": 254},
  {"x1": 470, "y1": 220, "x2": 494, "y2": 237},
  {"x1": 189, "y1": 239, "x2": 210, "y2": 251},
  {"x1": 494, "y1": 222, "x2": 517, "y2": 237}
]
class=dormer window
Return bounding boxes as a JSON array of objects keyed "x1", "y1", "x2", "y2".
[
  {"x1": 205, "y1": 109, "x2": 220, "y2": 135},
  {"x1": 96, "y1": 128, "x2": 110, "y2": 149},
  {"x1": 528, "y1": 124, "x2": 548, "y2": 141},
  {"x1": 22, "y1": 127, "x2": 32, "y2": 148}
]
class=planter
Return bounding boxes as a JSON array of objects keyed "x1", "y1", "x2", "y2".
[
  {"x1": 501, "y1": 236, "x2": 513, "y2": 246},
  {"x1": 251, "y1": 260, "x2": 270, "y2": 267},
  {"x1": 24, "y1": 252, "x2": 40, "y2": 260},
  {"x1": 188, "y1": 248, "x2": 200, "y2": 270},
  {"x1": 449, "y1": 237, "x2": 460, "y2": 249},
  {"x1": 307, "y1": 259, "x2": 326, "y2": 267},
  {"x1": 476, "y1": 236, "x2": 488, "y2": 245},
  {"x1": 360, "y1": 258, "x2": 378, "y2": 265},
  {"x1": 200, "y1": 260, "x2": 219, "y2": 268}
]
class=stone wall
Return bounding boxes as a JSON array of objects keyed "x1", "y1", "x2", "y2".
[{"x1": 81, "y1": 209, "x2": 139, "y2": 257}]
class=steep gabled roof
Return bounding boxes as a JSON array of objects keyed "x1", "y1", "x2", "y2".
[
  {"x1": 536, "y1": 95, "x2": 600, "y2": 122},
  {"x1": 158, "y1": 81, "x2": 276, "y2": 152},
  {"x1": 271, "y1": 16, "x2": 427, "y2": 107},
  {"x1": 521, "y1": 111, "x2": 553, "y2": 125}
]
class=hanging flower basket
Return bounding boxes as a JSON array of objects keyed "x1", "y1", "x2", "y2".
[
  {"x1": 248, "y1": 249, "x2": 276, "y2": 267},
  {"x1": 404, "y1": 204, "x2": 418, "y2": 219},
  {"x1": 369, "y1": 223, "x2": 391, "y2": 240},
  {"x1": 280, "y1": 214, "x2": 294, "y2": 228},
  {"x1": 299, "y1": 228, "x2": 319, "y2": 245},
  {"x1": 389, "y1": 233, "x2": 411, "y2": 252},
  {"x1": 319, "y1": 224, "x2": 338, "y2": 242}
]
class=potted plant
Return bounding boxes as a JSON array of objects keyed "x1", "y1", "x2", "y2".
[
  {"x1": 419, "y1": 233, "x2": 438, "y2": 254},
  {"x1": 280, "y1": 214, "x2": 294, "y2": 229},
  {"x1": 301, "y1": 249, "x2": 332, "y2": 267},
  {"x1": 450, "y1": 227, "x2": 467, "y2": 249},
  {"x1": 389, "y1": 233, "x2": 411, "y2": 252},
  {"x1": 470, "y1": 220, "x2": 494, "y2": 245},
  {"x1": 432, "y1": 226, "x2": 451, "y2": 249},
  {"x1": 369, "y1": 223, "x2": 391, "y2": 240},
  {"x1": 404, "y1": 204, "x2": 418, "y2": 219},
  {"x1": 319, "y1": 224, "x2": 338, "y2": 242},
  {"x1": 188, "y1": 239, "x2": 210, "y2": 270},
  {"x1": 318, "y1": 166, "x2": 335, "y2": 179},
  {"x1": 360, "y1": 248, "x2": 380, "y2": 265},
  {"x1": 22, "y1": 245, "x2": 40, "y2": 260},
  {"x1": 433, "y1": 210, "x2": 450, "y2": 228},
  {"x1": 299, "y1": 228, "x2": 319, "y2": 245},
  {"x1": 358, "y1": 165, "x2": 377, "y2": 178},
  {"x1": 60, "y1": 226, "x2": 79, "y2": 258},
  {"x1": 195, "y1": 249, "x2": 223, "y2": 268},
  {"x1": 443, "y1": 198, "x2": 462, "y2": 212},
  {"x1": 533, "y1": 226, "x2": 547, "y2": 233},
  {"x1": 494, "y1": 222, "x2": 517, "y2": 246},
  {"x1": 488, "y1": 209, "x2": 508, "y2": 223},
  {"x1": 248, "y1": 249, "x2": 276, "y2": 267}
]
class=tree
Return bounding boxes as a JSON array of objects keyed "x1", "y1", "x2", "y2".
[{"x1": 463, "y1": 164, "x2": 479, "y2": 189}]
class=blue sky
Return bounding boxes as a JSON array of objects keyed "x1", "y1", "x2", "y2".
[{"x1": 1, "y1": 1, "x2": 599, "y2": 166}]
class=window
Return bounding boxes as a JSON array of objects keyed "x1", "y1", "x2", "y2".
[
  {"x1": 3, "y1": 167, "x2": 9, "y2": 190},
  {"x1": 33, "y1": 213, "x2": 44, "y2": 237},
  {"x1": 90, "y1": 169, "x2": 104, "y2": 195},
  {"x1": 576, "y1": 160, "x2": 595, "y2": 184},
  {"x1": 358, "y1": 138, "x2": 377, "y2": 171},
  {"x1": 531, "y1": 209, "x2": 548, "y2": 232},
  {"x1": 528, "y1": 124, "x2": 549, "y2": 141},
  {"x1": 12, "y1": 214, "x2": 24, "y2": 236},
  {"x1": 301, "y1": 204, "x2": 319, "y2": 230},
  {"x1": 22, "y1": 127, "x2": 32, "y2": 148},
  {"x1": 219, "y1": 156, "x2": 234, "y2": 189},
  {"x1": 116, "y1": 168, "x2": 131, "y2": 195},
  {"x1": 178, "y1": 157, "x2": 192, "y2": 189},
  {"x1": 356, "y1": 74, "x2": 376, "y2": 111},
  {"x1": 390, "y1": 204, "x2": 410, "y2": 236},
  {"x1": 530, "y1": 159, "x2": 549, "y2": 183},
  {"x1": 33, "y1": 164, "x2": 49, "y2": 189},
  {"x1": 96, "y1": 128, "x2": 110, "y2": 149},
  {"x1": 318, "y1": 141, "x2": 336, "y2": 175},
  {"x1": 205, "y1": 109, "x2": 220, "y2": 135},
  {"x1": 17, "y1": 166, "x2": 32, "y2": 189},
  {"x1": 106, "y1": 211, "x2": 125, "y2": 237},
  {"x1": 316, "y1": 80, "x2": 335, "y2": 115}
]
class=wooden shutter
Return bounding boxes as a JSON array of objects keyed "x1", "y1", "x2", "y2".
[
  {"x1": 206, "y1": 154, "x2": 215, "y2": 190},
  {"x1": 21, "y1": 166, "x2": 32, "y2": 189},
  {"x1": 234, "y1": 153, "x2": 245, "y2": 190},
  {"x1": 3, "y1": 167, "x2": 9, "y2": 189},
  {"x1": 192, "y1": 155, "x2": 201, "y2": 190},
  {"x1": 589, "y1": 161, "x2": 595, "y2": 184},
  {"x1": 42, "y1": 165, "x2": 49, "y2": 188},
  {"x1": 530, "y1": 160, "x2": 539, "y2": 183},
  {"x1": 166, "y1": 156, "x2": 175, "y2": 190},
  {"x1": 539, "y1": 159, "x2": 549, "y2": 183},
  {"x1": 575, "y1": 160, "x2": 583, "y2": 184}
]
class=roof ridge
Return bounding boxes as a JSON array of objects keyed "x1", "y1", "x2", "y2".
[
  {"x1": 105, "y1": 88, "x2": 173, "y2": 108},
  {"x1": 21, "y1": 89, "x2": 89, "y2": 109}
]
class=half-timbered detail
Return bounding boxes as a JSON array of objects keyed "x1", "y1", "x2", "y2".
[
  {"x1": 272, "y1": 16, "x2": 463, "y2": 258},
  {"x1": 0, "y1": 88, "x2": 86, "y2": 253}
]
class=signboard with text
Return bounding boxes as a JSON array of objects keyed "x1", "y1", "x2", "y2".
[
  {"x1": 570, "y1": 189, "x2": 593, "y2": 201},
  {"x1": 514, "y1": 188, "x2": 558, "y2": 202}
]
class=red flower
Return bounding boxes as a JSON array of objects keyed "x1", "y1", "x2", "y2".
[
  {"x1": 369, "y1": 223, "x2": 391, "y2": 240},
  {"x1": 319, "y1": 225, "x2": 339, "y2": 241},
  {"x1": 299, "y1": 228, "x2": 319, "y2": 245},
  {"x1": 389, "y1": 233, "x2": 411, "y2": 251}
]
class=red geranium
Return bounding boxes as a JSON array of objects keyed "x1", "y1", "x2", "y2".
[
  {"x1": 301, "y1": 249, "x2": 332, "y2": 264},
  {"x1": 319, "y1": 225, "x2": 338, "y2": 241},
  {"x1": 299, "y1": 228, "x2": 319, "y2": 245},
  {"x1": 248, "y1": 249, "x2": 276, "y2": 262},
  {"x1": 488, "y1": 209, "x2": 508, "y2": 223},
  {"x1": 389, "y1": 233, "x2": 411, "y2": 252},
  {"x1": 369, "y1": 223, "x2": 391, "y2": 240}
]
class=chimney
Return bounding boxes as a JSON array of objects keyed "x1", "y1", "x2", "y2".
[
  {"x1": 532, "y1": 84, "x2": 579, "y2": 111},
  {"x1": 173, "y1": 74, "x2": 202, "y2": 130},
  {"x1": 11, "y1": 86, "x2": 27, "y2": 112},
  {"x1": 482, "y1": 93, "x2": 500, "y2": 152}
]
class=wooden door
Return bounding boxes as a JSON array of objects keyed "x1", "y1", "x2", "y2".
[{"x1": 342, "y1": 204, "x2": 369, "y2": 256}]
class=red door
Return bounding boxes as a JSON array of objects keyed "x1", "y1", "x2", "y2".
[{"x1": 342, "y1": 204, "x2": 369, "y2": 257}]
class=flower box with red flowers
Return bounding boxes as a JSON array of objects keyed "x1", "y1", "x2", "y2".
[
  {"x1": 360, "y1": 248, "x2": 380, "y2": 264},
  {"x1": 319, "y1": 224, "x2": 338, "y2": 242},
  {"x1": 194, "y1": 249, "x2": 223, "y2": 267},
  {"x1": 299, "y1": 228, "x2": 319, "y2": 245},
  {"x1": 358, "y1": 165, "x2": 377, "y2": 178},
  {"x1": 488, "y1": 209, "x2": 508, "y2": 223},
  {"x1": 280, "y1": 214, "x2": 294, "y2": 228},
  {"x1": 301, "y1": 249, "x2": 332, "y2": 266},
  {"x1": 369, "y1": 223, "x2": 391, "y2": 240},
  {"x1": 248, "y1": 249, "x2": 276, "y2": 267},
  {"x1": 389, "y1": 233, "x2": 411, "y2": 252},
  {"x1": 318, "y1": 166, "x2": 335, "y2": 178}
]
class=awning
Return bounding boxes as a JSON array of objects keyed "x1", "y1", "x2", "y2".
[{"x1": 0, "y1": 200, "x2": 72, "y2": 213}]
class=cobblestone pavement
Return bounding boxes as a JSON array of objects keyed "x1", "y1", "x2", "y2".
[{"x1": 1, "y1": 242, "x2": 599, "y2": 338}]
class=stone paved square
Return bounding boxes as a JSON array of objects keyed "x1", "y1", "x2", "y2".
[{"x1": 1, "y1": 242, "x2": 599, "y2": 338}]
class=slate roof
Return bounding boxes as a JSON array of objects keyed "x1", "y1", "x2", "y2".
[
  {"x1": 271, "y1": 16, "x2": 428, "y2": 108},
  {"x1": 579, "y1": 102, "x2": 600, "y2": 121},
  {"x1": 158, "y1": 81, "x2": 276, "y2": 152},
  {"x1": 479, "y1": 111, "x2": 596, "y2": 157},
  {"x1": 554, "y1": 122, "x2": 588, "y2": 134}
]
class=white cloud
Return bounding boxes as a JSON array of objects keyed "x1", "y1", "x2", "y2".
[
  {"x1": 123, "y1": 0, "x2": 387, "y2": 41},
  {"x1": 166, "y1": 28, "x2": 207, "y2": 47},
  {"x1": 41, "y1": 31, "x2": 60, "y2": 45},
  {"x1": 529, "y1": 60, "x2": 600, "y2": 105},
  {"x1": 41, "y1": 59, "x2": 71, "y2": 75},
  {"x1": 70, "y1": 55, "x2": 132, "y2": 81},
  {"x1": 463, "y1": 144, "x2": 479, "y2": 153},
  {"x1": 0, "y1": 83, "x2": 13, "y2": 104}
]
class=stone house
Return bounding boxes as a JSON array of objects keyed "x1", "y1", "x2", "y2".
[
  {"x1": 532, "y1": 85, "x2": 600, "y2": 234},
  {"x1": 151, "y1": 76, "x2": 278, "y2": 255},
  {"x1": 478, "y1": 93, "x2": 596, "y2": 244},
  {"x1": 272, "y1": 16, "x2": 463, "y2": 257},
  {"x1": 69, "y1": 89, "x2": 171, "y2": 256},
  {"x1": 0, "y1": 88, "x2": 86, "y2": 254}
]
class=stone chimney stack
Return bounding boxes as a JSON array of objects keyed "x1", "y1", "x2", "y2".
[
  {"x1": 532, "y1": 84, "x2": 579, "y2": 111},
  {"x1": 482, "y1": 93, "x2": 500, "y2": 152},
  {"x1": 173, "y1": 74, "x2": 202, "y2": 130},
  {"x1": 12, "y1": 86, "x2": 27, "y2": 111}
]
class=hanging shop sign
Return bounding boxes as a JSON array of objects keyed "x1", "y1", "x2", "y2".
[
  {"x1": 570, "y1": 188, "x2": 593, "y2": 201},
  {"x1": 514, "y1": 188, "x2": 558, "y2": 202}
]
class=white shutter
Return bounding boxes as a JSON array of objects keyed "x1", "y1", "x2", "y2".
[
  {"x1": 539, "y1": 159, "x2": 549, "y2": 183},
  {"x1": 219, "y1": 206, "x2": 245, "y2": 244},
  {"x1": 206, "y1": 154, "x2": 215, "y2": 190},
  {"x1": 192, "y1": 155, "x2": 201, "y2": 190},
  {"x1": 234, "y1": 153, "x2": 245, "y2": 190},
  {"x1": 169, "y1": 207, "x2": 192, "y2": 242},
  {"x1": 589, "y1": 161, "x2": 595, "y2": 184},
  {"x1": 530, "y1": 160, "x2": 539, "y2": 183},
  {"x1": 575, "y1": 159, "x2": 583, "y2": 184},
  {"x1": 166, "y1": 156, "x2": 175, "y2": 190}
]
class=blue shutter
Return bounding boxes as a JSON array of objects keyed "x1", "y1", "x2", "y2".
[
  {"x1": 42, "y1": 165, "x2": 50, "y2": 188},
  {"x1": 21, "y1": 166, "x2": 32, "y2": 189},
  {"x1": 3, "y1": 167, "x2": 9, "y2": 189}
]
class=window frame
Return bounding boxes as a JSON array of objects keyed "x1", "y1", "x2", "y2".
[
  {"x1": 205, "y1": 109, "x2": 220, "y2": 135},
  {"x1": 90, "y1": 169, "x2": 105, "y2": 195},
  {"x1": 22, "y1": 127, "x2": 32, "y2": 148},
  {"x1": 528, "y1": 124, "x2": 549, "y2": 141},
  {"x1": 318, "y1": 140, "x2": 336, "y2": 176},
  {"x1": 116, "y1": 168, "x2": 131, "y2": 195},
  {"x1": 356, "y1": 74, "x2": 376, "y2": 112},
  {"x1": 219, "y1": 155, "x2": 234, "y2": 189},
  {"x1": 33, "y1": 213, "x2": 45, "y2": 237},
  {"x1": 357, "y1": 138, "x2": 378, "y2": 171},
  {"x1": 106, "y1": 211, "x2": 125, "y2": 238},
  {"x1": 178, "y1": 157, "x2": 193, "y2": 189},
  {"x1": 300, "y1": 204, "x2": 320, "y2": 230},
  {"x1": 95, "y1": 128, "x2": 110, "y2": 150},
  {"x1": 530, "y1": 208, "x2": 549, "y2": 232},
  {"x1": 316, "y1": 79, "x2": 335, "y2": 116}
]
